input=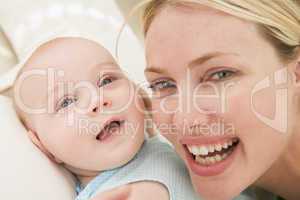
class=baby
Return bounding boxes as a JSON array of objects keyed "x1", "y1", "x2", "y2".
[{"x1": 13, "y1": 37, "x2": 199, "y2": 200}]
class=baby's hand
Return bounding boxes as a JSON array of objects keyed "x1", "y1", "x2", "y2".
[
  {"x1": 128, "y1": 181, "x2": 169, "y2": 200},
  {"x1": 91, "y1": 181, "x2": 169, "y2": 200},
  {"x1": 91, "y1": 185, "x2": 132, "y2": 200}
]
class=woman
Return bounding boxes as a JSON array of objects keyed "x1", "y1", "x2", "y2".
[{"x1": 142, "y1": 0, "x2": 300, "y2": 200}]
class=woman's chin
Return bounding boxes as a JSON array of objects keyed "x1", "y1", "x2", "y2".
[
  {"x1": 191, "y1": 177, "x2": 245, "y2": 200},
  {"x1": 183, "y1": 146, "x2": 251, "y2": 200},
  {"x1": 196, "y1": 190, "x2": 239, "y2": 200}
]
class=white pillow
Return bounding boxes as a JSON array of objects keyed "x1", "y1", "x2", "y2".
[{"x1": 0, "y1": 95, "x2": 76, "y2": 200}]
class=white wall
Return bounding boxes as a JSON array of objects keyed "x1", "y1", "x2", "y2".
[
  {"x1": 0, "y1": 0, "x2": 146, "y2": 89},
  {"x1": 115, "y1": 0, "x2": 145, "y2": 41}
]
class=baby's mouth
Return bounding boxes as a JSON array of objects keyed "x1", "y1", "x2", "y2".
[
  {"x1": 96, "y1": 120, "x2": 125, "y2": 141},
  {"x1": 186, "y1": 137, "x2": 240, "y2": 166}
]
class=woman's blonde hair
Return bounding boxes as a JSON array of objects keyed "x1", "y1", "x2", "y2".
[{"x1": 142, "y1": 0, "x2": 300, "y2": 62}]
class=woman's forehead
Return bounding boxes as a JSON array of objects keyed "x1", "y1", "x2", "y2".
[
  {"x1": 144, "y1": 4, "x2": 267, "y2": 70},
  {"x1": 145, "y1": 3, "x2": 255, "y2": 43}
]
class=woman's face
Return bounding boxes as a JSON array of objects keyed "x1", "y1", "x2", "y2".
[{"x1": 145, "y1": 5, "x2": 299, "y2": 200}]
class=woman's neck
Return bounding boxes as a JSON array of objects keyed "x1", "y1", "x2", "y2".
[{"x1": 256, "y1": 134, "x2": 300, "y2": 200}]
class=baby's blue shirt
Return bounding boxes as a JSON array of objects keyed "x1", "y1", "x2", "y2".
[
  {"x1": 75, "y1": 135, "x2": 199, "y2": 200},
  {"x1": 75, "y1": 135, "x2": 256, "y2": 200}
]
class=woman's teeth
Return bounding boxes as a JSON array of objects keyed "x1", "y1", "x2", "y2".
[
  {"x1": 187, "y1": 138, "x2": 239, "y2": 165},
  {"x1": 195, "y1": 150, "x2": 232, "y2": 165},
  {"x1": 187, "y1": 139, "x2": 236, "y2": 156}
]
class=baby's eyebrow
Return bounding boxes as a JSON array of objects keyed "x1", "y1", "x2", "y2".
[
  {"x1": 92, "y1": 62, "x2": 119, "y2": 70},
  {"x1": 39, "y1": 62, "x2": 120, "y2": 107},
  {"x1": 90, "y1": 62, "x2": 121, "y2": 78},
  {"x1": 44, "y1": 84, "x2": 60, "y2": 107}
]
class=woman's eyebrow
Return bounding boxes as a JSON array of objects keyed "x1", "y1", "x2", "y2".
[
  {"x1": 145, "y1": 52, "x2": 238, "y2": 75},
  {"x1": 144, "y1": 66, "x2": 167, "y2": 74},
  {"x1": 188, "y1": 52, "x2": 239, "y2": 69}
]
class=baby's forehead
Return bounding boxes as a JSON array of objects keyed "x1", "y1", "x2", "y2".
[
  {"x1": 22, "y1": 37, "x2": 117, "y2": 73},
  {"x1": 15, "y1": 37, "x2": 120, "y2": 111}
]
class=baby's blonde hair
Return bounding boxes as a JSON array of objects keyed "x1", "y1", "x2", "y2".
[{"x1": 141, "y1": 0, "x2": 300, "y2": 62}]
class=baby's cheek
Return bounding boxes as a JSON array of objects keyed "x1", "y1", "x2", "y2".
[{"x1": 39, "y1": 115, "x2": 78, "y2": 150}]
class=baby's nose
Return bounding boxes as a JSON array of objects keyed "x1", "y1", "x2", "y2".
[{"x1": 91, "y1": 100, "x2": 112, "y2": 114}]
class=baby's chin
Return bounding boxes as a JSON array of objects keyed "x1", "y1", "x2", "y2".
[
  {"x1": 118, "y1": 131, "x2": 145, "y2": 162},
  {"x1": 98, "y1": 130, "x2": 145, "y2": 169}
]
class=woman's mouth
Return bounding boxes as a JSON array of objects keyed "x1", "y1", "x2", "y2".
[
  {"x1": 182, "y1": 137, "x2": 240, "y2": 177},
  {"x1": 96, "y1": 120, "x2": 125, "y2": 142},
  {"x1": 188, "y1": 138, "x2": 239, "y2": 165}
]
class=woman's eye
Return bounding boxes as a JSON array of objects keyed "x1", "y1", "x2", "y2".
[
  {"x1": 97, "y1": 76, "x2": 116, "y2": 87},
  {"x1": 148, "y1": 79, "x2": 177, "y2": 98},
  {"x1": 149, "y1": 80, "x2": 176, "y2": 91},
  {"x1": 57, "y1": 96, "x2": 78, "y2": 110},
  {"x1": 207, "y1": 70, "x2": 236, "y2": 81}
]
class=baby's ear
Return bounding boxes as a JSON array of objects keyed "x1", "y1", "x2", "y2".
[{"x1": 26, "y1": 130, "x2": 62, "y2": 164}]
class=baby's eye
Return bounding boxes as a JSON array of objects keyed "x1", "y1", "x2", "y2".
[
  {"x1": 97, "y1": 76, "x2": 117, "y2": 87},
  {"x1": 206, "y1": 70, "x2": 236, "y2": 81},
  {"x1": 57, "y1": 96, "x2": 78, "y2": 110}
]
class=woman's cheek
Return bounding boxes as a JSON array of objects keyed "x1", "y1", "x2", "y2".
[
  {"x1": 153, "y1": 111, "x2": 172, "y2": 134},
  {"x1": 230, "y1": 80, "x2": 282, "y2": 136},
  {"x1": 152, "y1": 98, "x2": 178, "y2": 142},
  {"x1": 226, "y1": 81, "x2": 286, "y2": 169}
]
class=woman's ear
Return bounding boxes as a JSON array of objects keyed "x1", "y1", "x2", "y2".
[
  {"x1": 26, "y1": 130, "x2": 62, "y2": 164},
  {"x1": 295, "y1": 61, "x2": 300, "y2": 83},
  {"x1": 292, "y1": 49, "x2": 300, "y2": 83}
]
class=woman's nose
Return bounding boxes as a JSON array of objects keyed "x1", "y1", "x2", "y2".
[
  {"x1": 173, "y1": 108, "x2": 220, "y2": 137},
  {"x1": 172, "y1": 89, "x2": 221, "y2": 136}
]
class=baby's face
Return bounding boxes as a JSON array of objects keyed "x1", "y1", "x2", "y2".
[{"x1": 15, "y1": 38, "x2": 145, "y2": 175}]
